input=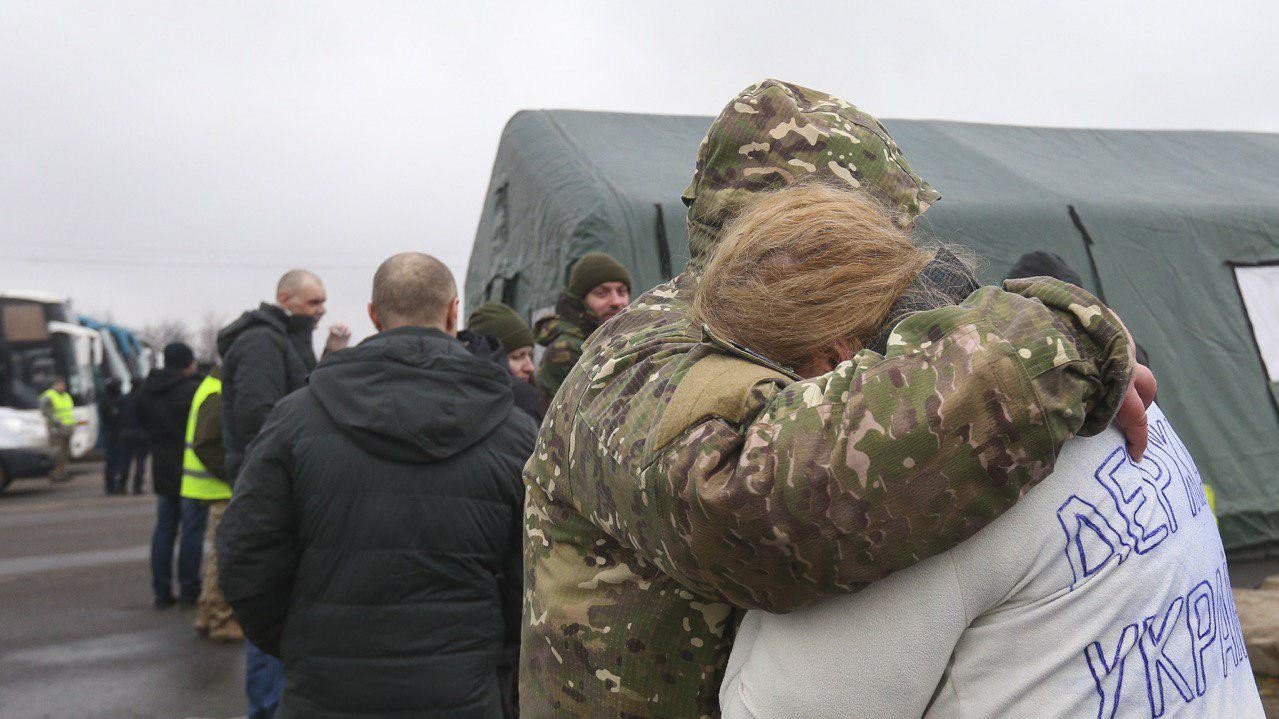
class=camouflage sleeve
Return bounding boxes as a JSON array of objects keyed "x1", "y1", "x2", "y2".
[
  {"x1": 536, "y1": 335, "x2": 582, "y2": 399},
  {"x1": 650, "y1": 279, "x2": 1134, "y2": 612},
  {"x1": 192, "y1": 394, "x2": 227, "y2": 481}
]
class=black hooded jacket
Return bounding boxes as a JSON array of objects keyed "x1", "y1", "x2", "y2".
[
  {"x1": 135, "y1": 368, "x2": 201, "y2": 495},
  {"x1": 217, "y1": 303, "x2": 317, "y2": 481},
  {"x1": 1007, "y1": 251, "x2": 1150, "y2": 367},
  {"x1": 459, "y1": 329, "x2": 546, "y2": 424},
  {"x1": 217, "y1": 327, "x2": 537, "y2": 719}
]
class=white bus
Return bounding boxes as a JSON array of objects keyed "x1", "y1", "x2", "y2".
[{"x1": 0, "y1": 291, "x2": 101, "y2": 490}]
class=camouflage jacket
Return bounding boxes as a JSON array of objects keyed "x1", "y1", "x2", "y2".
[
  {"x1": 521, "y1": 272, "x2": 1134, "y2": 719},
  {"x1": 535, "y1": 293, "x2": 600, "y2": 399}
]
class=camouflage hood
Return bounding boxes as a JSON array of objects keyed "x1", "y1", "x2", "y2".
[{"x1": 682, "y1": 78, "x2": 941, "y2": 259}]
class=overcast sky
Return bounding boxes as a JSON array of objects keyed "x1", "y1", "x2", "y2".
[{"x1": 2, "y1": 0, "x2": 1277, "y2": 348}]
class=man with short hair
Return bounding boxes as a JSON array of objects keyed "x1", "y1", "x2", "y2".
[
  {"x1": 534, "y1": 251, "x2": 631, "y2": 398},
  {"x1": 218, "y1": 270, "x2": 349, "y2": 481},
  {"x1": 219, "y1": 252, "x2": 535, "y2": 719},
  {"x1": 136, "y1": 342, "x2": 203, "y2": 609},
  {"x1": 38, "y1": 376, "x2": 78, "y2": 482},
  {"x1": 217, "y1": 269, "x2": 349, "y2": 718}
]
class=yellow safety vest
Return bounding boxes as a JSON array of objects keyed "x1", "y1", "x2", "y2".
[
  {"x1": 40, "y1": 389, "x2": 75, "y2": 426},
  {"x1": 1204, "y1": 483, "x2": 1218, "y2": 520},
  {"x1": 180, "y1": 374, "x2": 231, "y2": 501}
]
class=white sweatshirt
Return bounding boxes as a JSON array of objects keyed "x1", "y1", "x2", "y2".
[{"x1": 721, "y1": 404, "x2": 1262, "y2": 719}]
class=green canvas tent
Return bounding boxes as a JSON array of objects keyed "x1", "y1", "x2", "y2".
[{"x1": 466, "y1": 109, "x2": 1279, "y2": 559}]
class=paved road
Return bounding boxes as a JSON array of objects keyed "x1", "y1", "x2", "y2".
[
  {"x1": 0, "y1": 463, "x2": 244, "y2": 719},
  {"x1": 3, "y1": 462, "x2": 1276, "y2": 718}
]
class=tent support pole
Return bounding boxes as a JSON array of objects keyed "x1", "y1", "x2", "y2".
[
  {"x1": 654, "y1": 204, "x2": 673, "y2": 280},
  {"x1": 1068, "y1": 204, "x2": 1108, "y2": 304}
]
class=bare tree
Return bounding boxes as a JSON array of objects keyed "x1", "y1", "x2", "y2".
[
  {"x1": 193, "y1": 311, "x2": 226, "y2": 364},
  {"x1": 138, "y1": 319, "x2": 191, "y2": 351}
]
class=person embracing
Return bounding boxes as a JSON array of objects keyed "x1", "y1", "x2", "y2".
[
  {"x1": 705, "y1": 184, "x2": 1261, "y2": 719},
  {"x1": 519, "y1": 79, "x2": 1155, "y2": 719}
]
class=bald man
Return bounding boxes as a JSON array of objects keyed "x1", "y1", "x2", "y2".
[
  {"x1": 216, "y1": 268, "x2": 349, "y2": 718},
  {"x1": 218, "y1": 253, "x2": 536, "y2": 719},
  {"x1": 217, "y1": 269, "x2": 350, "y2": 482}
]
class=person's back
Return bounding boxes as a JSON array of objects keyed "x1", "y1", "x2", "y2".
[
  {"x1": 116, "y1": 384, "x2": 147, "y2": 440},
  {"x1": 136, "y1": 363, "x2": 200, "y2": 495},
  {"x1": 116, "y1": 384, "x2": 150, "y2": 493},
  {"x1": 99, "y1": 381, "x2": 123, "y2": 439},
  {"x1": 137, "y1": 343, "x2": 207, "y2": 607},
  {"x1": 722, "y1": 403, "x2": 1262, "y2": 718},
  {"x1": 219, "y1": 253, "x2": 536, "y2": 719},
  {"x1": 217, "y1": 302, "x2": 314, "y2": 479},
  {"x1": 99, "y1": 380, "x2": 125, "y2": 494},
  {"x1": 216, "y1": 269, "x2": 347, "y2": 719}
]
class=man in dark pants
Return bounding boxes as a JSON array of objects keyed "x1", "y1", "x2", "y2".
[
  {"x1": 117, "y1": 382, "x2": 150, "y2": 494},
  {"x1": 216, "y1": 268, "x2": 348, "y2": 719},
  {"x1": 99, "y1": 378, "x2": 125, "y2": 494},
  {"x1": 219, "y1": 253, "x2": 535, "y2": 719},
  {"x1": 136, "y1": 343, "x2": 202, "y2": 608}
]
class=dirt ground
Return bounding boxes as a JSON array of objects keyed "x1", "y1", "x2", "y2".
[{"x1": 1257, "y1": 674, "x2": 1279, "y2": 716}]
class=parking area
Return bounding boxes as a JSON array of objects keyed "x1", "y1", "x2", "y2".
[{"x1": 0, "y1": 463, "x2": 244, "y2": 719}]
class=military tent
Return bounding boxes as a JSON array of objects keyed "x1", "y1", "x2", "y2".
[{"x1": 466, "y1": 109, "x2": 1279, "y2": 560}]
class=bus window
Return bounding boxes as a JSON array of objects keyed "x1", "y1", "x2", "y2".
[{"x1": 7, "y1": 345, "x2": 57, "y2": 409}]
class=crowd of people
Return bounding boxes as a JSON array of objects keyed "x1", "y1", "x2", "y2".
[
  {"x1": 78, "y1": 248, "x2": 629, "y2": 717},
  {"x1": 76, "y1": 77, "x2": 1261, "y2": 719}
]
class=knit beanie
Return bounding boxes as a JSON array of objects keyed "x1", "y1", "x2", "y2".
[
  {"x1": 466, "y1": 303, "x2": 535, "y2": 352},
  {"x1": 568, "y1": 252, "x2": 632, "y2": 298},
  {"x1": 164, "y1": 342, "x2": 195, "y2": 369}
]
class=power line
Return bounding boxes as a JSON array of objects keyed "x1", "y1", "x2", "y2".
[
  {"x1": 0, "y1": 255, "x2": 377, "y2": 271},
  {"x1": 0, "y1": 240, "x2": 386, "y2": 258}
]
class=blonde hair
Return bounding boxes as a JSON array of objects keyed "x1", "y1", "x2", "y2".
[{"x1": 691, "y1": 183, "x2": 938, "y2": 371}]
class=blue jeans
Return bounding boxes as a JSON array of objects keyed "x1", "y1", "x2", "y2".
[
  {"x1": 246, "y1": 640, "x2": 285, "y2": 719},
  {"x1": 150, "y1": 495, "x2": 208, "y2": 601}
]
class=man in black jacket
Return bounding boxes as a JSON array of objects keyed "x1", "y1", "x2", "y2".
[
  {"x1": 217, "y1": 269, "x2": 350, "y2": 481},
  {"x1": 219, "y1": 253, "x2": 536, "y2": 719},
  {"x1": 117, "y1": 382, "x2": 151, "y2": 495},
  {"x1": 99, "y1": 378, "x2": 125, "y2": 495},
  {"x1": 136, "y1": 343, "x2": 202, "y2": 608},
  {"x1": 217, "y1": 268, "x2": 348, "y2": 718}
]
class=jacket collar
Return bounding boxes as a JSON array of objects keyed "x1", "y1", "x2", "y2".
[{"x1": 554, "y1": 292, "x2": 600, "y2": 337}]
